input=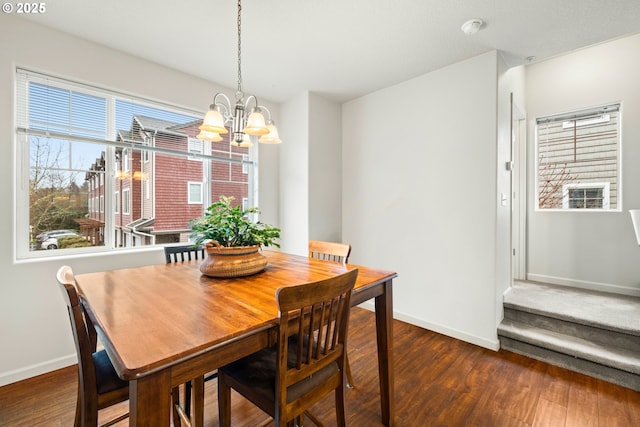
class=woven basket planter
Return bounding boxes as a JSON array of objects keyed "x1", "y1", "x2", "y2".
[{"x1": 199, "y1": 241, "x2": 267, "y2": 278}]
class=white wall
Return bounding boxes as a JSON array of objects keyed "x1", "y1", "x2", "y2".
[
  {"x1": 278, "y1": 93, "x2": 310, "y2": 255},
  {"x1": 278, "y1": 92, "x2": 343, "y2": 255},
  {"x1": 309, "y1": 93, "x2": 343, "y2": 243},
  {"x1": 0, "y1": 15, "x2": 280, "y2": 386},
  {"x1": 526, "y1": 34, "x2": 640, "y2": 295},
  {"x1": 342, "y1": 51, "x2": 502, "y2": 349}
]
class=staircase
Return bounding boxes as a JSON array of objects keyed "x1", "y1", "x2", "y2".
[{"x1": 498, "y1": 280, "x2": 640, "y2": 391}]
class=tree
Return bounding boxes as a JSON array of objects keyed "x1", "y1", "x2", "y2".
[
  {"x1": 538, "y1": 153, "x2": 575, "y2": 208},
  {"x1": 29, "y1": 136, "x2": 89, "y2": 236}
]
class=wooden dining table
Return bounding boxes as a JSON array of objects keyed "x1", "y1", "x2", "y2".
[{"x1": 74, "y1": 250, "x2": 398, "y2": 426}]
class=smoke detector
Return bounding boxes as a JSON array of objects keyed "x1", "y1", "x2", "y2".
[{"x1": 461, "y1": 19, "x2": 483, "y2": 35}]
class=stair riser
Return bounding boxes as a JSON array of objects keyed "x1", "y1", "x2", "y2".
[
  {"x1": 503, "y1": 307, "x2": 640, "y2": 352},
  {"x1": 500, "y1": 336, "x2": 640, "y2": 392}
]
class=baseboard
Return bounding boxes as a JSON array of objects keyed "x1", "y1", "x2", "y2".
[
  {"x1": 526, "y1": 274, "x2": 640, "y2": 297},
  {"x1": 356, "y1": 301, "x2": 501, "y2": 351},
  {"x1": 0, "y1": 353, "x2": 77, "y2": 387}
]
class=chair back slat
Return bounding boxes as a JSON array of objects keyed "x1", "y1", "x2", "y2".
[
  {"x1": 164, "y1": 244, "x2": 205, "y2": 263},
  {"x1": 308, "y1": 240, "x2": 351, "y2": 264}
]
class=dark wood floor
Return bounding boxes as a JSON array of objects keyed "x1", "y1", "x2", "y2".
[{"x1": 1, "y1": 307, "x2": 639, "y2": 426}]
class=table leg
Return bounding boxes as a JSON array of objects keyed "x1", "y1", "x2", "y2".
[
  {"x1": 375, "y1": 279, "x2": 395, "y2": 427},
  {"x1": 130, "y1": 369, "x2": 172, "y2": 426}
]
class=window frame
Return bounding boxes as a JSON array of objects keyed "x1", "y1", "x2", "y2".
[
  {"x1": 534, "y1": 103, "x2": 622, "y2": 212},
  {"x1": 15, "y1": 68, "x2": 258, "y2": 259}
]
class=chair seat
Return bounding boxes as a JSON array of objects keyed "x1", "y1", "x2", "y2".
[
  {"x1": 220, "y1": 337, "x2": 339, "y2": 404},
  {"x1": 93, "y1": 349, "x2": 128, "y2": 395}
]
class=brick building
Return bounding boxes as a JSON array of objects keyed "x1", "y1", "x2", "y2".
[{"x1": 86, "y1": 115, "x2": 251, "y2": 248}]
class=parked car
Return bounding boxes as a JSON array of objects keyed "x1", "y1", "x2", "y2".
[
  {"x1": 40, "y1": 231, "x2": 81, "y2": 250},
  {"x1": 36, "y1": 229, "x2": 76, "y2": 243}
]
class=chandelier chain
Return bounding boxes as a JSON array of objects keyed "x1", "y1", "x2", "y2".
[{"x1": 236, "y1": 0, "x2": 243, "y2": 96}]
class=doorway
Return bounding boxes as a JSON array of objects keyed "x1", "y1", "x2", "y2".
[{"x1": 511, "y1": 99, "x2": 527, "y2": 281}]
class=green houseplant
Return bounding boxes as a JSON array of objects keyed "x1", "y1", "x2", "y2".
[
  {"x1": 190, "y1": 196, "x2": 280, "y2": 248},
  {"x1": 189, "y1": 196, "x2": 280, "y2": 277}
]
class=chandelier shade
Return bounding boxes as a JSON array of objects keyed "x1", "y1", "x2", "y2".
[
  {"x1": 259, "y1": 123, "x2": 282, "y2": 144},
  {"x1": 199, "y1": 107, "x2": 228, "y2": 134},
  {"x1": 230, "y1": 133, "x2": 253, "y2": 148},
  {"x1": 244, "y1": 108, "x2": 269, "y2": 135},
  {"x1": 195, "y1": 128, "x2": 223, "y2": 142},
  {"x1": 199, "y1": 0, "x2": 282, "y2": 145}
]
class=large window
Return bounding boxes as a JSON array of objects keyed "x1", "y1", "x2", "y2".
[
  {"x1": 16, "y1": 69, "x2": 257, "y2": 258},
  {"x1": 536, "y1": 103, "x2": 621, "y2": 211}
]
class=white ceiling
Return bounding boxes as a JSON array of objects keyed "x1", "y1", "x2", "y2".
[{"x1": 20, "y1": 0, "x2": 640, "y2": 103}]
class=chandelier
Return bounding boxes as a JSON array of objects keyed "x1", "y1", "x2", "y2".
[{"x1": 197, "y1": 0, "x2": 282, "y2": 147}]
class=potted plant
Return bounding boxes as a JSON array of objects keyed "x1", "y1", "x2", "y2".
[{"x1": 189, "y1": 196, "x2": 280, "y2": 278}]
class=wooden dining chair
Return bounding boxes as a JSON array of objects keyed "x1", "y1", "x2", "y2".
[
  {"x1": 56, "y1": 265, "x2": 130, "y2": 427},
  {"x1": 308, "y1": 240, "x2": 355, "y2": 388},
  {"x1": 217, "y1": 268, "x2": 359, "y2": 427},
  {"x1": 308, "y1": 240, "x2": 351, "y2": 264},
  {"x1": 164, "y1": 244, "x2": 205, "y2": 263}
]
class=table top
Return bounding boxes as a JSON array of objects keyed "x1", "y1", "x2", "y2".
[{"x1": 74, "y1": 250, "x2": 397, "y2": 380}]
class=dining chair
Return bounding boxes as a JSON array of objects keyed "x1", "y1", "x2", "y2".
[
  {"x1": 56, "y1": 265, "x2": 129, "y2": 427},
  {"x1": 164, "y1": 244, "x2": 205, "y2": 263},
  {"x1": 164, "y1": 244, "x2": 214, "y2": 421},
  {"x1": 308, "y1": 240, "x2": 351, "y2": 264},
  {"x1": 307, "y1": 240, "x2": 355, "y2": 388},
  {"x1": 217, "y1": 268, "x2": 358, "y2": 427}
]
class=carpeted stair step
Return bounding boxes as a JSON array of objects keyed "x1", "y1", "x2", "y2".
[
  {"x1": 498, "y1": 317, "x2": 640, "y2": 376},
  {"x1": 499, "y1": 334, "x2": 640, "y2": 392},
  {"x1": 498, "y1": 280, "x2": 640, "y2": 391},
  {"x1": 502, "y1": 308, "x2": 640, "y2": 364}
]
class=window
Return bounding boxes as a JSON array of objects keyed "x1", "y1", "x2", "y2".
[
  {"x1": 536, "y1": 103, "x2": 620, "y2": 210},
  {"x1": 188, "y1": 182, "x2": 203, "y2": 204},
  {"x1": 188, "y1": 137, "x2": 203, "y2": 161},
  {"x1": 15, "y1": 69, "x2": 256, "y2": 258},
  {"x1": 122, "y1": 189, "x2": 131, "y2": 215},
  {"x1": 563, "y1": 182, "x2": 610, "y2": 209},
  {"x1": 242, "y1": 154, "x2": 249, "y2": 174}
]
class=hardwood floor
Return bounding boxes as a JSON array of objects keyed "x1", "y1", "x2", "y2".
[{"x1": 1, "y1": 307, "x2": 638, "y2": 426}]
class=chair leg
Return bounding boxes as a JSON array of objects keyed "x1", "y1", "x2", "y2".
[
  {"x1": 74, "y1": 387, "x2": 81, "y2": 427},
  {"x1": 217, "y1": 373, "x2": 232, "y2": 427},
  {"x1": 345, "y1": 354, "x2": 355, "y2": 389},
  {"x1": 185, "y1": 380, "x2": 192, "y2": 417},
  {"x1": 172, "y1": 387, "x2": 182, "y2": 427},
  {"x1": 335, "y1": 386, "x2": 347, "y2": 427}
]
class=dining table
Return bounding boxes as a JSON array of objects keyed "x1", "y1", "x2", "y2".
[{"x1": 74, "y1": 250, "x2": 398, "y2": 426}]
